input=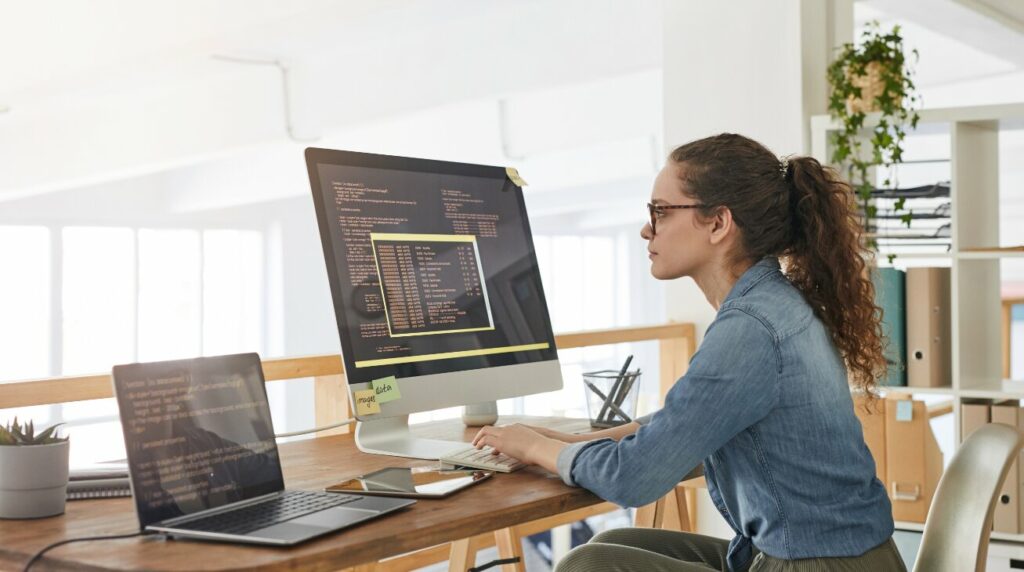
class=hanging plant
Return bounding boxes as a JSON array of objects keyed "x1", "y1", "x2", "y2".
[{"x1": 827, "y1": 21, "x2": 921, "y2": 250}]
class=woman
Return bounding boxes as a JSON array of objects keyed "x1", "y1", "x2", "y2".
[{"x1": 472, "y1": 133, "x2": 905, "y2": 571}]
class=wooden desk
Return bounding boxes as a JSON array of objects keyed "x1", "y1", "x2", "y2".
[{"x1": 0, "y1": 416, "x2": 600, "y2": 571}]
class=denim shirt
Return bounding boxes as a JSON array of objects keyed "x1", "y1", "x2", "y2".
[{"x1": 556, "y1": 257, "x2": 893, "y2": 571}]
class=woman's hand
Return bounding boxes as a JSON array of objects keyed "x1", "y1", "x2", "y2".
[{"x1": 472, "y1": 423, "x2": 566, "y2": 473}]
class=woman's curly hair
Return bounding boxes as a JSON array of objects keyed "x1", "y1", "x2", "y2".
[{"x1": 669, "y1": 133, "x2": 887, "y2": 397}]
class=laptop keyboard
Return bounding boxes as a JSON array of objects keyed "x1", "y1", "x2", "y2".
[{"x1": 173, "y1": 490, "x2": 362, "y2": 536}]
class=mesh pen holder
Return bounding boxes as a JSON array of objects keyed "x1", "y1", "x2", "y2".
[{"x1": 583, "y1": 368, "x2": 641, "y2": 428}]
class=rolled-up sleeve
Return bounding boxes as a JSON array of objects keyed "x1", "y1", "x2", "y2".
[
  {"x1": 565, "y1": 308, "x2": 781, "y2": 507},
  {"x1": 556, "y1": 440, "x2": 597, "y2": 486}
]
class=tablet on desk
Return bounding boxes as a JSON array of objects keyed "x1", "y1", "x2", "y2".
[{"x1": 326, "y1": 467, "x2": 493, "y2": 499}]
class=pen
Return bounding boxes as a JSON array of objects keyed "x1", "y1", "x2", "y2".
[
  {"x1": 597, "y1": 355, "x2": 632, "y2": 424},
  {"x1": 613, "y1": 370, "x2": 639, "y2": 412},
  {"x1": 584, "y1": 379, "x2": 633, "y2": 424}
]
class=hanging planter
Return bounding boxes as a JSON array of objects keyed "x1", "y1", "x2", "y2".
[{"x1": 827, "y1": 21, "x2": 921, "y2": 256}]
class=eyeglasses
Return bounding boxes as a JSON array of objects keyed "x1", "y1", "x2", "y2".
[{"x1": 647, "y1": 202, "x2": 703, "y2": 235}]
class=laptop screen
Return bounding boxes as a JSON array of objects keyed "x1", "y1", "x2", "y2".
[{"x1": 113, "y1": 353, "x2": 285, "y2": 529}]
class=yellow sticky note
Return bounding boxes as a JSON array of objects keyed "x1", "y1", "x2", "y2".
[
  {"x1": 505, "y1": 166, "x2": 528, "y2": 187},
  {"x1": 353, "y1": 389, "x2": 380, "y2": 415},
  {"x1": 372, "y1": 375, "x2": 401, "y2": 404}
]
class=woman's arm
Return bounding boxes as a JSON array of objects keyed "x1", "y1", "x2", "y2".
[{"x1": 526, "y1": 421, "x2": 641, "y2": 444}]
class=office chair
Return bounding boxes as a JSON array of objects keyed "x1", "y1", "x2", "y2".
[{"x1": 914, "y1": 423, "x2": 1023, "y2": 572}]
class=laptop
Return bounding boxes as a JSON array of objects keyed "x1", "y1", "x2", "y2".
[{"x1": 112, "y1": 352, "x2": 414, "y2": 545}]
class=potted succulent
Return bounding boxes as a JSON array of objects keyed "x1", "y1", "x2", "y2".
[
  {"x1": 0, "y1": 418, "x2": 70, "y2": 519},
  {"x1": 827, "y1": 21, "x2": 921, "y2": 248}
]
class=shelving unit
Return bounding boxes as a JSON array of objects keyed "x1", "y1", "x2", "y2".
[{"x1": 811, "y1": 103, "x2": 1024, "y2": 542}]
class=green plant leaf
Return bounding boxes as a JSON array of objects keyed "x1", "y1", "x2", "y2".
[
  {"x1": 34, "y1": 423, "x2": 64, "y2": 444},
  {"x1": 0, "y1": 418, "x2": 68, "y2": 445}
]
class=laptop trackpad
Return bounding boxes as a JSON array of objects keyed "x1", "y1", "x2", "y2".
[
  {"x1": 247, "y1": 521, "x2": 326, "y2": 543},
  {"x1": 291, "y1": 507, "x2": 378, "y2": 529}
]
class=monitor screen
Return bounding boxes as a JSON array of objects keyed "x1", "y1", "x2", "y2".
[
  {"x1": 306, "y1": 149, "x2": 558, "y2": 387},
  {"x1": 112, "y1": 353, "x2": 284, "y2": 529}
]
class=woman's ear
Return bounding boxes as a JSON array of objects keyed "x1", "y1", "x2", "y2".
[{"x1": 708, "y1": 206, "x2": 735, "y2": 246}]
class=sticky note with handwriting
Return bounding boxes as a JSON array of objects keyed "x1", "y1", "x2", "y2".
[
  {"x1": 505, "y1": 166, "x2": 528, "y2": 187},
  {"x1": 372, "y1": 375, "x2": 401, "y2": 404},
  {"x1": 354, "y1": 389, "x2": 381, "y2": 415}
]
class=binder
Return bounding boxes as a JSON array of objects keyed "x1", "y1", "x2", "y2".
[
  {"x1": 853, "y1": 396, "x2": 887, "y2": 483},
  {"x1": 960, "y1": 399, "x2": 991, "y2": 442},
  {"x1": 885, "y1": 398, "x2": 943, "y2": 523},
  {"x1": 906, "y1": 267, "x2": 951, "y2": 388},
  {"x1": 991, "y1": 401, "x2": 1024, "y2": 534},
  {"x1": 873, "y1": 268, "x2": 907, "y2": 387}
]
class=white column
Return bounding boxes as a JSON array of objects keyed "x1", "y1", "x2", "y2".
[{"x1": 660, "y1": 0, "x2": 852, "y2": 346}]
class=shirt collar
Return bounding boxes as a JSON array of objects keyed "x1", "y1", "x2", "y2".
[{"x1": 722, "y1": 257, "x2": 781, "y2": 305}]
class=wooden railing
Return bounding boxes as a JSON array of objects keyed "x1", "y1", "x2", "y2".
[{"x1": 0, "y1": 323, "x2": 698, "y2": 428}]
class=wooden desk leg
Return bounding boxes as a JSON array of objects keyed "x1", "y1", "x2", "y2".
[
  {"x1": 449, "y1": 537, "x2": 473, "y2": 571},
  {"x1": 672, "y1": 486, "x2": 691, "y2": 533},
  {"x1": 636, "y1": 484, "x2": 697, "y2": 532},
  {"x1": 449, "y1": 533, "x2": 489, "y2": 571},
  {"x1": 494, "y1": 526, "x2": 526, "y2": 572},
  {"x1": 684, "y1": 487, "x2": 698, "y2": 532},
  {"x1": 634, "y1": 496, "x2": 666, "y2": 528}
]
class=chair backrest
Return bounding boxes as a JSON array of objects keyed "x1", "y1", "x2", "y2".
[{"x1": 914, "y1": 423, "x2": 1023, "y2": 572}]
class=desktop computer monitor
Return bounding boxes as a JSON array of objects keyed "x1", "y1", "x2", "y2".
[{"x1": 305, "y1": 148, "x2": 563, "y2": 459}]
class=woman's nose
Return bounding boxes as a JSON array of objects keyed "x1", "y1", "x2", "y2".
[{"x1": 640, "y1": 222, "x2": 653, "y2": 240}]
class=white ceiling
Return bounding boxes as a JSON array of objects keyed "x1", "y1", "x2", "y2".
[
  {"x1": 1, "y1": 0, "x2": 1024, "y2": 203},
  {"x1": 0, "y1": 0, "x2": 384, "y2": 104},
  {"x1": 0, "y1": 0, "x2": 664, "y2": 199}
]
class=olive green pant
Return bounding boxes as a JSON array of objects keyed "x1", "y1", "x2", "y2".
[{"x1": 554, "y1": 528, "x2": 907, "y2": 572}]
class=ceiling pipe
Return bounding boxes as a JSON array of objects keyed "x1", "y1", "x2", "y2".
[
  {"x1": 497, "y1": 98, "x2": 525, "y2": 162},
  {"x1": 211, "y1": 54, "x2": 320, "y2": 143}
]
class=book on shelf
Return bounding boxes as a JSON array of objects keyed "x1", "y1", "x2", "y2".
[
  {"x1": 873, "y1": 268, "x2": 907, "y2": 387},
  {"x1": 67, "y1": 460, "x2": 131, "y2": 501},
  {"x1": 906, "y1": 267, "x2": 952, "y2": 388}
]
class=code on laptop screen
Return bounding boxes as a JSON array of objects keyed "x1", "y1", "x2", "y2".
[{"x1": 112, "y1": 353, "x2": 284, "y2": 529}]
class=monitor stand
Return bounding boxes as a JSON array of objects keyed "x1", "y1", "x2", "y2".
[{"x1": 354, "y1": 415, "x2": 465, "y2": 460}]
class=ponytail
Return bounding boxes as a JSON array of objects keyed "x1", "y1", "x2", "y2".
[
  {"x1": 786, "y1": 156, "x2": 885, "y2": 397},
  {"x1": 669, "y1": 134, "x2": 885, "y2": 397}
]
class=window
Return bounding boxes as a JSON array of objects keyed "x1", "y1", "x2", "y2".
[
  {"x1": 0, "y1": 226, "x2": 50, "y2": 380},
  {"x1": 0, "y1": 225, "x2": 267, "y2": 465},
  {"x1": 138, "y1": 229, "x2": 201, "y2": 362},
  {"x1": 203, "y1": 230, "x2": 265, "y2": 356},
  {"x1": 62, "y1": 227, "x2": 136, "y2": 374}
]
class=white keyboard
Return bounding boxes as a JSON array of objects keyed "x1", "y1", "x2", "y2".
[{"x1": 439, "y1": 446, "x2": 527, "y2": 473}]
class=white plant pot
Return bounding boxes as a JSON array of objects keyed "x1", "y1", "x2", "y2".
[{"x1": 0, "y1": 440, "x2": 70, "y2": 519}]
